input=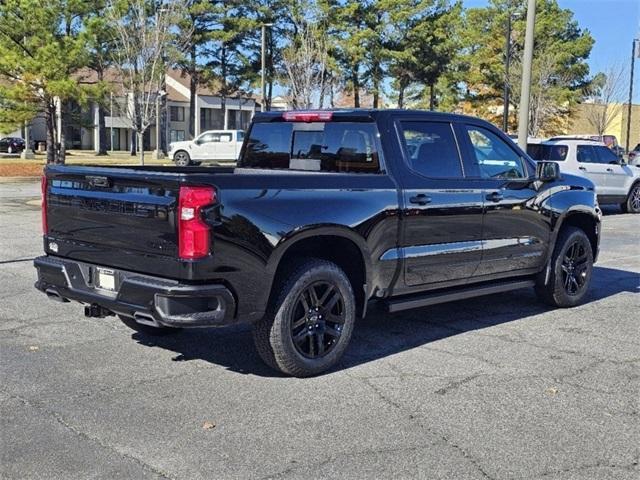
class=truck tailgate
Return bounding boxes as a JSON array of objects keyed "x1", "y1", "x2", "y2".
[
  {"x1": 47, "y1": 168, "x2": 179, "y2": 256},
  {"x1": 42, "y1": 165, "x2": 226, "y2": 280}
]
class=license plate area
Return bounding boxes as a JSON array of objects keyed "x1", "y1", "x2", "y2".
[{"x1": 95, "y1": 267, "x2": 116, "y2": 292}]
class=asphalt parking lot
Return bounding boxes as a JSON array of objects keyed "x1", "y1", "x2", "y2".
[{"x1": 1, "y1": 181, "x2": 638, "y2": 480}]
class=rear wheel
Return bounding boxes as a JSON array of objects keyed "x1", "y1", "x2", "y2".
[
  {"x1": 535, "y1": 227, "x2": 593, "y2": 307},
  {"x1": 252, "y1": 259, "x2": 356, "y2": 377},
  {"x1": 174, "y1": 150, "x2": 191, "y2": 166},
  {"x1": 118, "y1": 315, "x2": 181, "y2": 336},
  {"x1": 622, "y1": 183, "x2": 640, "y2": 214}
]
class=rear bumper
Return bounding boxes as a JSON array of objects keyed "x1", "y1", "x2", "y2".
[{"x1": 34, "y1": 255, "x2": 236, "y2": 328}]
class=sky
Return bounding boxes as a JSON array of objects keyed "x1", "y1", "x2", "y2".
[{"x1": 463, "y1": 0, "x2": 640, "y2": 102}]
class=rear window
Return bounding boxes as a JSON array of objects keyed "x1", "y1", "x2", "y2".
[
  {"x1": 527, "y1": 144, "x2": 568, "y2": 161},
  {"x1": 240, "y1": 122, "x2": 381, "y2": 173}
]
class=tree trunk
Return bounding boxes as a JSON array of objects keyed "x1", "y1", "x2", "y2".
[
  {"x1": 138, "y1": 132, "x2": 144, "y2": 165},
  {"x1": 352, "y1": 68, "x2": 360, "y2": 108},
  {"x1": 398, "y1": 80, "x2": 407, "y2": 108},
  {"x1": 429, "y1": 83, "x2": 435, "y2": 111},
  {"x1": 58, "y1": 101, "x2": 66, "y2": 164},
  {"x1": 97, "y1": 69, "x2": 108, "y2": 155},
  {"x1": 45, "y1": 102, "x2": 56, "y2": 164},
  {"x1": 97, "y1": 106, "x2": 108, "y2": 155},
  {"x1": 188, "y1": 46, "x2": 197, "y2": 139},
  {"x1": 372, "y1": 61, "x2": 380, "y2": 109},
  {"x1": 130, "y1": 130, "x2": 136, "y2": 156}
]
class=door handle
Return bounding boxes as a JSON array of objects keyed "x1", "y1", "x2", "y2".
[
  {"x1": 409, "y1": 194, "x2": 432, "y2": 205},
  {"x1": 485, "y1": 191, "x2": 504, "y2": 202},
  {"x1": 578, "y1": 166, "x2": 587, "y2": 171},
  {"x1": 606, "y1": 168, "x2": 613, "y2": 172}
]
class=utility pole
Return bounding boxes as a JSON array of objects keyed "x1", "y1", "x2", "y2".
[
  {"x1": 625, "y1": 38, "x2": 639, "y2": 153},
  {"x1": 503, "y1": 13, "x2": 511, "y2": 133},
  {"x1": 517, "y1": 0, "x2": 536, "y2": 150},
  {"x1": 261, "y1": 23, "x2": 273, "y2": 112}
]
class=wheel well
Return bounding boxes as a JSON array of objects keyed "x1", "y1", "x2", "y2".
[
  {"x1": 173, "y1": 150, "x2": 189, "y2": 159},
  {"x1": 272, "y1": 236, "x2": 367, "y2": 316},
  {"x1": 561, "y1": 213, "x2": 598, "y2": 258}
]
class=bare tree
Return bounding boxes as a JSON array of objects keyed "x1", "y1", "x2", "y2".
[
  {"x1": 584, "y1": 64, "x2": 626, "y2": 136},
  {"x1": 106, "y1": 0, "x2": 188, "y2": 164},
  {"x1": 282, "y1": 21, "x2": 328, "y2": 109}
]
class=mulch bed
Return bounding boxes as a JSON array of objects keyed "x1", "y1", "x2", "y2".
[{"x1": 0, "y1": 163, "x2": 44, "y2": 177}]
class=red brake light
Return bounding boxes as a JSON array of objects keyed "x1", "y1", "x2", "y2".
[
  {"x1": 41, "y1": 175, "x2": 48, "y2": 234},
  {"x1": 282, "y1": 111, "x2": 333, "y2": 122},
  {"x1": 178, "y1": 186, "x2": 215, "y2": 259}
]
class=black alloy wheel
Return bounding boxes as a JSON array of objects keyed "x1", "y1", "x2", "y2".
[
  {"x1": 535, "y1": 226, "x2": 593, "y2": 308},
  {"x1": 290, "y1": 281, "x2": 345, "y2": 359},
  {"x1": 560, "y1": 241, "x2": 589, "y2": 296}
]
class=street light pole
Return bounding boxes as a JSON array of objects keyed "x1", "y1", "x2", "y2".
[
  {"x1": 517, "y1": 0, "x2": 536, "y2": 150},
  {"x1": 503, "y1": 13, "x2": 511, "y2": 133},
  {"x1": 625, "y1": 38, "x2": 639, "y2": 153},
  {"x1": 261, "y1": 23, "x2": 273, "y2": 112}
]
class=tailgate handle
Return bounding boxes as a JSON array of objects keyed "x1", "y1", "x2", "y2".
[{"x1": 86, "y1": 175, "x2": 111, "y2": 188}]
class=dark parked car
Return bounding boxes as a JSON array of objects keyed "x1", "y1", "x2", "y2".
[
  {"x1": 0, "y1": 137, "x2": 25, "y2": 154},
  {"x1": 34, "y1": 110, "x2": 601, "y2": 376}
]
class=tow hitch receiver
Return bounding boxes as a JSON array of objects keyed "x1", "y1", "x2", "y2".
[{"x1": 84, "y1": 304, "x2": 113, "y2": 318}]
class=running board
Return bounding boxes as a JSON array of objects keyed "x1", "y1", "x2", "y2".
[{"x1": 386, "y1": 279, "x2": 536, "y2": 313}]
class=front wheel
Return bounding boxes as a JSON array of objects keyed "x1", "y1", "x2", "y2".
[
  {"x1": 535, "y1": 227, "x2": 593, "y2": 307},
  {"x1": 252, "y1": 259, "x2": 356, "y2": 377},
  {"x1": 621, "y1": 183, "x2": 640, "y2": 214},
  {"x1": 173, "y1": 150, "x2": 191, "y2": 166}
]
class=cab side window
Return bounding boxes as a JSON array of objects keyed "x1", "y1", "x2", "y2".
[
  {"x1": 464, "y1": 125, "x2": 527, "y2": 179},
  {"x1": 399, "y1": 121, "x2": 464, "y2": 178},
  {"x1": 576, "y1": 145, "x2": 597, "y2": 163},
  {"x1": 198, "y1": 133, "x2": 217, "y2": 144}
]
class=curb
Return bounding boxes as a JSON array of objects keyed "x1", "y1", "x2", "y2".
[{"x1": 0, "y1": 176, "x2": 41, "y2": 184}]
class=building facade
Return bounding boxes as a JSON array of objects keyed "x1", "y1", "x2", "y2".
[{"x1": 18, "y1": 69, "x2": 258, "y2": 152}]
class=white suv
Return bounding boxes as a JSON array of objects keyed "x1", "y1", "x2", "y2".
[
  {"x1": 169, "y1": 130, "x2": 245, "y2": 166},
  {"x1": 528, "y1": 139, "x2": 640, "y2": 213}
]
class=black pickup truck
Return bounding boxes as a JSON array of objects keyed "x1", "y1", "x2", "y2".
[{"x1": 35, "y1": 109, "x2": 601, "y2": 376}]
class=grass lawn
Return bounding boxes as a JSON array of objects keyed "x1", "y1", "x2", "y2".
[{"x1": 0, "y1": 150, "x2": 174, "y2": 177}]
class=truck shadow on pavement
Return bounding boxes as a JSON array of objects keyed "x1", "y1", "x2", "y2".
[{"x1": 132, "y1": 265, "x2": 638, "y2": 377}]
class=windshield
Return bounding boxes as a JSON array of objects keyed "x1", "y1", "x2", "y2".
[{"x1": 527, "y1": 144, "x2": 568, "y2": 161}]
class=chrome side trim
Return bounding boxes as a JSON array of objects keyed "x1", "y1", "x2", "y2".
[{"x1": 380, "y1": 237, "x2": 540, "y2": 261}]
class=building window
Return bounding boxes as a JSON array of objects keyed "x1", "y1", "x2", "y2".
[
  {"x1": 200, "y1": 108, "x2": 224, "y2": 131},
  {"x1": 170, "y1": 106, "x2": 185, "y2": 122},
  {"x1": 170, "y1": 130, "x2": 186, "y2": 142}
]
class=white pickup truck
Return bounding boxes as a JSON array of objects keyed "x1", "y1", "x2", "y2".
[{"x1": 169, "y1": 130, "x2": 244, "y2": 166}]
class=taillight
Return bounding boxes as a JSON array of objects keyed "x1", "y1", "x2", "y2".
[
  {"x1": 282, "y1": 110, "x2": 333, "y2": 122},
  {"x1": 178, "y1": 186, "x2": 215, "y2": 259},
  {"x1": 41, "y1": 175, "x2": 48, "y2": 234}
]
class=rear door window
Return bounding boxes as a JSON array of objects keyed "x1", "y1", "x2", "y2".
[
  {"x1": 240, "y1": 122, "x2": 380, "y2": 173},
  {"x1": 576, "y1": 145, "x2": 597, "y2": 163},
  {"x1": 527, "y1": 144, "x2": 569, "y2": 161},
  {"x1": 398, "y1": 121, "x2": 464, "y2": 178}
]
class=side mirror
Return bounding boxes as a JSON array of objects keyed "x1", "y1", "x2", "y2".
[{"x1": 536, "y1": 161, "x2": 560, "y2": 182}]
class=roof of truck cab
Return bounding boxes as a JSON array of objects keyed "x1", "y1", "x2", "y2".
[{"x1": 253, "y1": 109, "x2": 495, "y2": 124}]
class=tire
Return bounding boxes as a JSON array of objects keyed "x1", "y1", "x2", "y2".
[
  {"x1": 535, "y1": 226, "x2": 593, "y2": 308},
  {"x1": 252, "y1": 259, "x2": 356, "y2": 377},
  {"x1": 623, "y1": 183, "x2": 640, "y2": 214},
  {"x1": 118, "y1": 315, "x2": 181, "y2": 336},
  {"x1": 174, "y1": 150, "x2": 191, "y2": 166}
]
